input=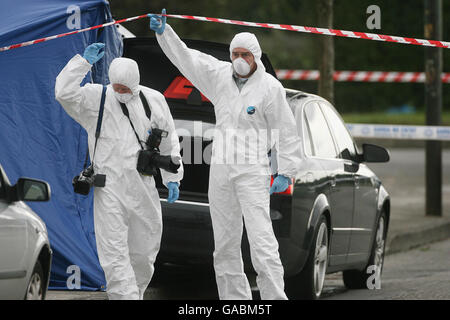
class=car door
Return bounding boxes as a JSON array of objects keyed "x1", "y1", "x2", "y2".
[
  {"x1": 303, "y1": 101, "x2": 354, "y2": 266},
  {"x1": 318, "y1": 102, "x2": 375, "y2": 265},
  {"x1": 348, "y1": 164, "x2": 379, "y2": 263},
  {"x1": 0, "y1": 167, "x2": 29, "y2": 283},
  {"x1": 321, "y1": 103, "x2": 376, "y2": 264}
]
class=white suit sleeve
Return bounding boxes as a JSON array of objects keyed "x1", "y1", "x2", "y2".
[
  {"x1": 156, "y1": 24, "x2": 223, "y2": 102},
  {"x1": 265, "y1": 84, "x2": 304, "y2": 179},
  {"x1": 156, "y1": 95, "x2": 184, "y2": 187},
  {"x1": 55, "y1": 54, "x2": 102, "y2": 130}
]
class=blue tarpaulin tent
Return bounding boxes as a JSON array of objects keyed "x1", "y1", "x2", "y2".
[{"x1": 0, "y1": 0, "x2": 123, "y2": 290}]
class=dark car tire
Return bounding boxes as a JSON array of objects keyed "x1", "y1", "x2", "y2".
[
  {"x1": 24, "y1": 260, "x2": 44, "y2": 300},
  {"x1": 343, "y1": 210, "x2": 387, "y2": 289},
  {"x1": 286, "y1": 215, "x2": 329, "y2": 300}
]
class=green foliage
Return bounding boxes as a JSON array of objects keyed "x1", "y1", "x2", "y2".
[{"x1": 109, "y1": 0, "x2": 450, "y2": 115}]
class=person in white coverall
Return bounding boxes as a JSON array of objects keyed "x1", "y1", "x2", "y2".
[
  {"x1": 55, "y1": 43, "x2": 183, "y2": 300},
  {"x1": 149, "y1": 10, "x2": 303, "y2": 300}
]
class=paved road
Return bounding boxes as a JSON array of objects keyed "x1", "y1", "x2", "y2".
[{"x1": 321, "y1": 237, "x2": 450, "y2": 300}]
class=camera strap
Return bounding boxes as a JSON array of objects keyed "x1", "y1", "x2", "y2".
[
  {"x1": 119, "y1": 91, "x2": 152, "y2": 150},
  {"x1": 83, "y1": 85, "x2": 107, "y2": 169},
  {"x1": 139, "y1": 90, "x2": 152, "y2": 120}
]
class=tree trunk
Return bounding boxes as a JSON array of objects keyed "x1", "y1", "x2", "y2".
[
  {"x1": 424, "y1": 0, "x2": 443, "y2": 216},
  {"x1": 317, "y1": 0, "x2": 334, "y2": 105}
]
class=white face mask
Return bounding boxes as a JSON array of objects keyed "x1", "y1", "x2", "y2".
[
  {"x1": 114, "y1": 91, "x2": 134, "y2": 104},
  {"x1": 232, "y1": 58, "x2": 251, "y2": 77}
]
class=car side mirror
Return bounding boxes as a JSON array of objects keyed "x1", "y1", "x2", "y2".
[
  {"x1": 360, "y1": 143, "x2": 390, "y2": 163},
  {"x1": 9, "y1": 178, "x2": 51, "y2": 202},
  {"x1": 340, "y1": 148, "x2": 353, "y2": 161}
]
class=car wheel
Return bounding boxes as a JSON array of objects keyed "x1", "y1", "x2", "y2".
[
  {"x1": 343, "y1": 211, "x2": 386, "y2": 289},
  {"x1": 24, "y1": 260, "x2": 44, "y2": 300},
  {"x1": 286, "y1": 215, "x2": 329, "y2": 300}
]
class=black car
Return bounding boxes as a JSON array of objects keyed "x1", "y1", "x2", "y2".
[{"x1": 123, "y1": 37, "x2": 391, "y2": 299}]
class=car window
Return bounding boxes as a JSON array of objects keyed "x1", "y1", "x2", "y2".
[
  {"x1": 319, "y1": 102, "x2": 357, "y2": 159},
  {"x1": 290, "y1": 99, "x2": 312, "y2": 157},
  {"x1": 304, "y1": 102, "x2": 337, "y2": 158},
  {"x1": 302, "y1": 117, "x2": 314, "y2": 157}
]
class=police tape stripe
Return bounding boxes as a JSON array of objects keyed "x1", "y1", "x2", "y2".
[
  {"x1": 2, "y1": 12, "x2": 450, "y2": 52},
  {"x1": 163, "y1": 13, "x2": 450, "y2": 49},
  {"x1": 0, "y1": 14, "x2": 148, "y2": 52},
  {"x1": 346, "y1": 123, "x2": 450, "y2": 141},
  {"x1": 276, "y1": 70, "x2": 450, "y2": 83}
]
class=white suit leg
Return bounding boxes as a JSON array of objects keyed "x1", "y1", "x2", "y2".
[
  {"x1": 234, "y1": 175, "x2": 288, "y2": 300},
  {"x1": 93, "y1": 189, "x2": 140, "y2": 300},
  {"x1": 208, "y1": 165, "x2": 252, "y2": 300},
  {"x1": 127, "y1": 177, "x2": 163, "y2": 300}
]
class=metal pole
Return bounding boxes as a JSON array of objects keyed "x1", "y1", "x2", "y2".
[
  {"x1": 424, "y1": 0, "x2": 442, "y2": 216},
  {"x1": 317, "y1": 0, "x2": 335, "y2": 105}
]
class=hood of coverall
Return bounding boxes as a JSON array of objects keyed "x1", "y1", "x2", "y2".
[
  {"x1": 229, "y1": 32, "x2": 266, "y2": 74},
  {"x1": 108, "y1": 57, "x2": 141, "y2": 96}
]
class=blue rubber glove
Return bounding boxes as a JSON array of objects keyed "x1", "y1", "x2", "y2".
[
  {"x1": 167, "y1": 181, "x2": 179, "y2": 203},
  {"x1": 269, "y1": 175, "x2": 291, "y2": 195},
  {"x1": 148, "y1": 8, "x2": 166, "y2": 35},
  {"x1": 83, "y1": 43, "x2": 105, "y2": 65}
]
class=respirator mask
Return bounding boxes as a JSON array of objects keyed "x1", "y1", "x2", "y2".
[{"x1": 232, "y1": 58, "x2": 251, "y2": 77}]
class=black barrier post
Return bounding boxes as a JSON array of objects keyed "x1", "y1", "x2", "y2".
[
  {"x1": 317, "y1": 0, "x2": 334, "y2": 105},
  {"x1": 424, "y1": 0, "x2": 443, "y2": 217}
]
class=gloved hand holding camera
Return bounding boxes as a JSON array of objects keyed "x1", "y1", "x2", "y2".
[{"x1": 136, "y1": 127, "x2": 180, "y2": 204}]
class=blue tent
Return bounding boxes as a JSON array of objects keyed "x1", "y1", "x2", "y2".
[{"x1": 0, "y1": 0, "x2": 122, "y2": 290}]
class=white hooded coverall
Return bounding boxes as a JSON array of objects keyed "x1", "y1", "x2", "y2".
[
  {"x1": 55, "y1": 54, "x2": 183, "y2": 300},
  {"x1": 157, "y1": 25, "x2": 302, "y2": 300}
]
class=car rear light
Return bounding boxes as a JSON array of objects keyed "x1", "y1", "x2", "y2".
[{"x1": 270, "y1": 175, "x2": 294, "y2": 195}]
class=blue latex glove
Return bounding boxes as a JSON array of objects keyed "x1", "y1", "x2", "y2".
[
  {"x1": 269, "y1": 175, "x2": 291, "y2": 195},
  {"x1": 148, "y1": 8, "x2": 166, "y2": 35},
  {"x1": 83, "y1": 43, "x2": 105, "y2": 65},
  {"x1": 167, "y1": 181, "x2": 179, "y2": 203}
]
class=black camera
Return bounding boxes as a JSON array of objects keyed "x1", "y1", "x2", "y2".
[
  {"x1": 136, "y1": 128, "x2": 180, "y2": 176},
  {"x1": 72, "y1": 165, "x2": 106, "y2": 195}
]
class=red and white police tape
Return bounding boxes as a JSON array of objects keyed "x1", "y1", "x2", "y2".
[
  {"x1": 276, "y1": 70, "x2": 450, "y2": 83},
  {"x1": 2, "y1": 12, "x2": 450, "y2": 52},
  {"x1": 0, "y1": 14, "x2": 148, "y2": 52}
]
